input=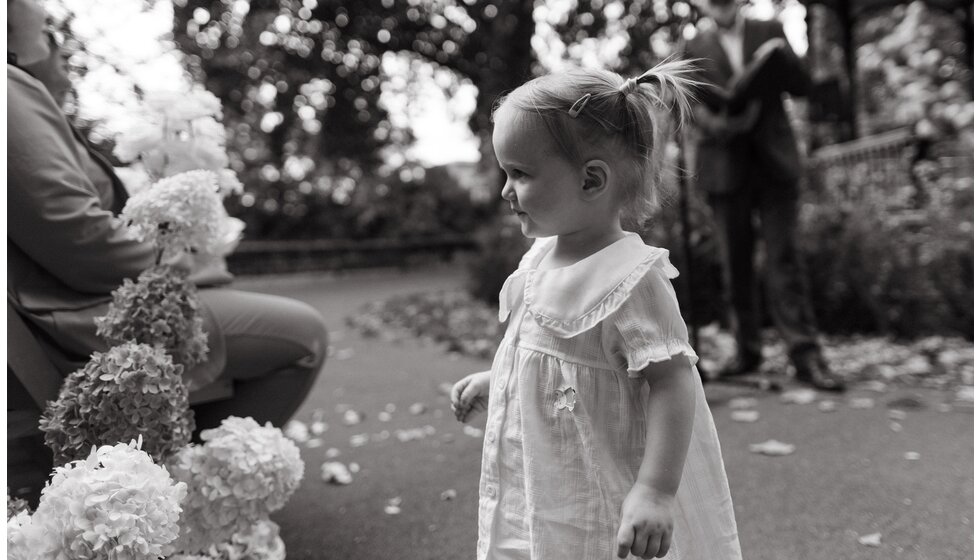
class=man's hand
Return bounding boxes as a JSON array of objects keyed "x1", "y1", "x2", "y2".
[
  {"x1": 616, "y1": 484, "x2": 676, "y2": 559},
  {"x1": 450, "y1": 370, "x2": 491, "y2": 423},
  {"x1": 754, "y1": 37, "x2": 787, "y2": 61}
]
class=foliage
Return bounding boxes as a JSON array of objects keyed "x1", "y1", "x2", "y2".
[
  {"x1": 167, "y1": 417, "x2": 304, "y2": 556},
  {"x1": 799, "y1": 155, "x2": 973, "y2": 338},
  {"x1": 855, "y1": 1, "x2": 973, "y2": 141},
  {"x1": 96, "y1": 264, "x2": 209, "y2": 373},
  {"x1": 7, "y1": 439, "x2": 186, "y2": 560},
  {"x1": 39, "y1": 343, "x2": 194, "y2": 466}
]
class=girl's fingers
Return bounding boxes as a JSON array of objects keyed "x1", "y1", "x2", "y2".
[
  {"x1": 615, "y1": 523, "x2": 634, "y2": 558},
  {"x1": 643, "y1": 533, "x2": 662, "y2": 559},
  {"x1": 656, "y1": 529, "x2": 672, "y2": 558},
  {"x1": 450, "y1": 378, "x2": 469, "y2": 406}
]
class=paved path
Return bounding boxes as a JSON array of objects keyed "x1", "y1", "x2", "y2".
[{"x1": 235, "y1": 267, "x2": 973, "y2": 560}]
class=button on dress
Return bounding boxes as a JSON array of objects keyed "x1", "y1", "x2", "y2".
[{"x1": 476, "y1": 233, "x2": 741, "y2": 560}]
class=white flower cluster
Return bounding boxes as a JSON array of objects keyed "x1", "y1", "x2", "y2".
[
  {"x1": 7, "y1": 439, "x2": 186, "y2": 559},
  {"x1": 122, "y1": 170, "x2": 229, "y2": 261},
  {"x1": 112, "y1": 87, "x2": 243, "y2": 195},
  {"x1": 167, "y1": 417, "x2": 304, "y2": 555},
  {"x1": 168, "y1": 519, "x2": 286, "y2": 560}
]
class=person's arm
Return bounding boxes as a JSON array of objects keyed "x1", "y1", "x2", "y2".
[
  {"x1": 617, "y1": 353, "x2": 696, "y2": 559},
  {"x1": 768, "y1": 22, "x2": 810, "y2": 96},
  {"x1": 7, "y1": 67, "x2": 156, "y2": 293}
]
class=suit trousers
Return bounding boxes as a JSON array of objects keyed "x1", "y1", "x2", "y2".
[{"x1": 707, "y1": 164, "x2": 819, "y2": 360}]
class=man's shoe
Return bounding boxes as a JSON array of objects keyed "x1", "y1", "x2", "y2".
[
  {"x1": 717, "y1": 352, "x2": 762, "y2": 378},
  {"x1": 793, "y1": 351, "x2": 846, "y2": 392}
]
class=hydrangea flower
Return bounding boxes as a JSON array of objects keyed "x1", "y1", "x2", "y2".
[
  {"x1": 96, "y1": 264, "x2": 209, "y2": 371},
  {"x1": 169, "y1": 519, "x2": 286, "y2": 560},
  {"x1": 143, "y1": 88, "x2": 223, "y2": 122},
  {"x1": 8, "y1": 439, "x2": 186, "y2": 559},
  {"x1": 121, "y1": 170, "x2": 227, "y2": 261},
  {"x1": 40, "y1": 342, "x2": 194, "y2": 465},
  {"x1": 167, "y1": 417, "x2": 304, "y2": 554}
]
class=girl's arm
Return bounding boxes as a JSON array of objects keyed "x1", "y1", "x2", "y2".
[{"x1": 617, "y1": 353, "x2": 696, "y2": 559}]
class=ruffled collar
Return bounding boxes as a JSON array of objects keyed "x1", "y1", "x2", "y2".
[{"x1": 498, "y1": 232, "x2": 678, "y2": 338}]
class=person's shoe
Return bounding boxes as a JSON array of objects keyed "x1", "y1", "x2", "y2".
[
  {"x1": 717, "y1": 352, "x2": 763, "y2": 378},
  {"x1": 793, "y1": 350, "x2": 846, "y2": 392}
]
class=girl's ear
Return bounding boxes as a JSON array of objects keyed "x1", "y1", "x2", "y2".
[{"x1": 581, "y1": 159, "x2": 611, "y2": 200}]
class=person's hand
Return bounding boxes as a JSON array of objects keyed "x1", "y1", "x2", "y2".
[
  {"x1": 616, "y1": 484, "x2": 675, "y2": 559},
  {"x1": 754, "y1": 37, "x2": 787, "y2": 61},
  {"x1": 725, "y1": 101, "x2": 761, "y2": 135},
  {"x1": 450, "y1": 370, "x2": 491, "y2": 423}
]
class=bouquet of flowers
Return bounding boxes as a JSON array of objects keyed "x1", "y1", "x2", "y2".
[
  {"x1": 39, "y1": 342, "x2": 194, "y2": 466},
  {"x1": 7, "y1": 439, "x2": 186, "y2": 560}
]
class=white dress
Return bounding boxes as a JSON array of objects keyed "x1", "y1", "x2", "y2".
[{"x1": 476, "y1": 233, "x2": 741, "y2": 560}]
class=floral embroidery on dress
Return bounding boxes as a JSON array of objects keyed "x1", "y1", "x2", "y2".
[{"x1": 554, "y1": 386, "x2": 577, "y2": 412}]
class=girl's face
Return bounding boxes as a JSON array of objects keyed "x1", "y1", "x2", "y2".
[{"x1": 492, "y1": 106, "x2": 594, "y2": 239}]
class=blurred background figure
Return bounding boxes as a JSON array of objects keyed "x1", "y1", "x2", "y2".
[{"x1": 683, "y1": 0, "x2": 846, "y2": 391}]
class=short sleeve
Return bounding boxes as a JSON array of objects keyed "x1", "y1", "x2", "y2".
[{"x1": 602, "y1": 264, "x2": 698, "y2": 378}]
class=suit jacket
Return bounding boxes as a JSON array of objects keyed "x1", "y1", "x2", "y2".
[
  {"x1": 684, "y1": 18, "x2": 811, "y2": 194},
  {"x1": 7, "y1": 64, "x2": 225, "y2": 379}
]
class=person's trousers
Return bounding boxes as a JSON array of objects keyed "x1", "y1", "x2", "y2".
[
  {"x1": 707, "y1": 171, "x2": 819, "y2": 360},
  {"x1": 190, "y1": 288, "x2": 328, "y2": 434}
]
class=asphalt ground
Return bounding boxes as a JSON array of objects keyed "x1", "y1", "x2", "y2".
[{"x1": 235, "y1": 266, "x2": 974, "y2": 560}]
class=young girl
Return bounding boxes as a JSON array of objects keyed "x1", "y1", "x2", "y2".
[{"x1": 450, "y1": 60, "x2": 742, "y2": 560}]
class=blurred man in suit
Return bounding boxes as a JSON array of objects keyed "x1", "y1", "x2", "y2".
[{"x1": 684, "y1": 0, "x2": 845, "y2": 391}]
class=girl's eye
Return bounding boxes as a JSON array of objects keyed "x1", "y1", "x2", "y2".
[{"x1": 510, "y1": 169, "x2": 527, "y2": 179}]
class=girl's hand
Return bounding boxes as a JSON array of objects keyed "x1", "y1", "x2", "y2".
[
  {"x1": 616, "y1": 483, "x2": 675, "y2": 559},
  {"x1": 450, "y1": 370, "x2": 491, "y2": 423}
]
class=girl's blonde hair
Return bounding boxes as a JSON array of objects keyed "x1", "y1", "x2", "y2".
[{"x1": 492, "y1": 58, "x2": 699, "y2": 230}]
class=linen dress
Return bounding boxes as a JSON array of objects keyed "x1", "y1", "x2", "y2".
[{"x1": 476, "y1": 233, "x2": 741, "y2": 560}]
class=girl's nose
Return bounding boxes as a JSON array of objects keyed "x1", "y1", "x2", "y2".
[{"x1": 500, "y1": 180, "x2": 516, "y2": 201}]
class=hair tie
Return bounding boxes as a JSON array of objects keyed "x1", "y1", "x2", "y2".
[
  {"x1": 568, "y1": 93, "x2": 591, "y2": 118},
  {"x1": 620, "y1": 77, "x2": 639, "y2": 94}
]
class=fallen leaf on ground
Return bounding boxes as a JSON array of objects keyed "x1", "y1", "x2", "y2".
[
  {"x1": 749, "y1": 440, "x2": 796, "y2": 456},
  {"x1": 887, "y1": 409, "x2": 908, "y2": 420},
  {"x1": 306, "y1": 437, "x2": 324, "y2": 448},
  {"x1": 955, "y1": 386, "x2": 973, "y2": 403},
  {"x1": 728, "y1": 397, "x2": 758, "y2": 410},
  {"x1": 463, "y1": 426, "x2": 484, "y2": 438},
  {"x1": 889, "y1": 422, "x2": 903, "y2": 432},
  {"x1": 409, "y1": 402, "x2": 428, "y2": 415},
  {"x1": 858, "y1": 533, "x2": 882, "y2": 547},
  {"x1": 349, "y1": 462, "x2": 361, "y2": 473},
  {"x1": 325, "y1": 447, "x2": 341, "y2": 459},
  {"x1": 817, "y1": 400, "x2": 837, "y2": 412},
  {"x1": 904, "y1": 452, "x2": 920, "y2": 461},
  {"x1": 438, "y1": 382, "x2": 454, "y2": 395},
  {"x1": 334, "y1": 348, "x2": 355, "y2": 361},
  {"x1": 385, "y1": 497, "x2": 403, "y2": 515},
  {"x1": 849, "y1": 397, "x2": 875, "y2": 409},
  {"x1": 349, "y1": 434, "x2": 370, "y2": 447},
  {"x1": 343, "y1": 410, "x2": 365, "y2": 426},
  {"x1": 378, "y1": 411, "x2": 393, "y2": 422},
  {"x1": 310, "y1": 420, "x2": 328, "y2": 435},
  {"x1": 780, "y1": 388, "x2": 818, "y2": 405},
  {"x1": 731, "y1": 410, "x2": 760, "y2": 423},
  {"x1": 440, "y1": 489, "x2": 457, "y2": 501},
  {"x1": 321, "y1": 462, "x2": 353, "y2": 485}
]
